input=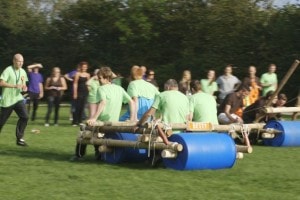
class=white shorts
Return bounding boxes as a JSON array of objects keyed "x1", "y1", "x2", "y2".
[{"x1": 218, "y1": 113, "x2": 240, "y2": 124}]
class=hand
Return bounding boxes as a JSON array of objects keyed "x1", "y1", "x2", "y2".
[
  {"x1": 22, "y1": 85, "x2": 28, "y2": 92},
  {"x1": 235, "y1": 117, "x2": 243, "y2": 124},
  {"x1": 39, "y1": 93, "x2": 44, "y2": 99},
  {"x1": 87, "y1": 118, "x2": 96, "y2": 126}
]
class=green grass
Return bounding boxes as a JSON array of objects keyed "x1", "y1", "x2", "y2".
[{"x1": 1, "y1": 106, "x2": 300, "y2": 200}]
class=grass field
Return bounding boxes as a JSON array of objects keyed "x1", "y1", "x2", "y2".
[{"x1": 0, "y1": 106, "x2": 300, "y2": 200}]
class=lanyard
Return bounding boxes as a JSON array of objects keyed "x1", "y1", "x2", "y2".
[{"x1": 12, "y1": 66, "x2": 21, "y2": 84}]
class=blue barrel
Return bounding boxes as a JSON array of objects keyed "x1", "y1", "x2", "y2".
[
  {"x1": 101, "y1": 133, "x2": 148, "y2": 164},
  {"x1": 263, "y1": 120, "x2": 300, "y2": 147},
  {"x1": 163, "y1": 133, "x2": 236, "y2": 170}
]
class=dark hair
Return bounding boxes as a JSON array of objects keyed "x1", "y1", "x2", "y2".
[
  {"x1": 146, "y1": 69, "x2": 155, "y2": 76},
  {"x1": 190, "y1": 80, "x2": 201, "y2": 91},
  {"x1": 278, "y1": 93, "x2": 287, "y2": 101},
  {"x1": 237, "y1": 84, "x2": 251, "y2": 92}
]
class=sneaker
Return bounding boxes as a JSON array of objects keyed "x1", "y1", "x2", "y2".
[
  {"x1": 44, "y1": 123, "x2": 50, "y2": 127},
  {"x1": 17, "y1": 139, "x2": 28, "y2": 147},
  {"x1": 54, "y1": 124, "x2": 59, "y2": 126},
  {"x1": 72, "y1": 124, "x2": 78, "y2": 127}
]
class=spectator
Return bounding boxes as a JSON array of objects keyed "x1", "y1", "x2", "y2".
[
  {"x1": 27, "y1": 63, "x2": 44, "y2": 121},
  {"x1": 267, "y1": 93, "x2": 287, "y2": 121},
  {"x1": 200, "y1": 69, "x2": 218, "y2": 97},
  {"x1": 218, "y1": 85, "x2": 250, "y2": 124},
  {"x1": 0, "y1": 53, "x2": 29, "y2": 146},
  {"x1": 72, "y1": 61, "x2": 90, "y2": 126},
  {"x1": 141, "y1": 65, "x2": 147, "y2": 80},
  {"x1": 216, "y1": 65, "x2": 241, "y2": 104},
  {"x1": 64, "y1": 66, "x2": 79, "y2": 121},
  {"x1": 260, "y1": 64, "x2": 278, "y2": 96},
  {"x1": 44, "y1": 67, "x2": 67, "y2": 126},
  {"x1": 189, "y1": 80, "x2": 219, "y2": 124},
  {"x1": 178, "y1": 70, "x2": 192, "y2": 96},
  {"x1": 145, "y1": 69, "x2": 159, "y2": 89},
  {"x1": 242, "y1": 65, "x2": 261, "y2": 106}
]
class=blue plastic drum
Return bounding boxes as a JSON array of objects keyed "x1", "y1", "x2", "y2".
[
  {"x1": 101, "y1": 133, "x2": 148, "y2": 164},
  {"x1": 263, "y1": 120, "x2": 300, "y2": 147},
  {"x1": 163, "y1": 133, "x2": 236, "y2": 170}
]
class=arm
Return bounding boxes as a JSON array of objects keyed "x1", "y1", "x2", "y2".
[
  {"x1": 132, "y1": 96, "x2": 138, "y2": 121},
  {"x1": 128, "y1": 98, "x2": 137, "y2": 121},
  {"x1": 73, "y1": 73, "x2": 79, "y2": 99},
  {"x1": 39, "y1": 83, "x2": 44, "y2": 99},
  {"x1": 64, "y1": 73, "x2": 73, "y2": 81},
  {"x1": 60, "y1": 77, "x2": 68, "y2": 91},
  {"x1": 44, "y1": 78, "x2": 52, "y2": 90},
  {"x1": 136, "y1": 107, "x2": 156, "y2": 126},
  {"x1": 224, "y1": 104, "x2": 242, "y2": 123},
  {"x1": 0, "y1": 79, "x2": 20, "y2": 89},
  {"x1": 87, "y1": 100, "x2": 106, "y2": 125}
]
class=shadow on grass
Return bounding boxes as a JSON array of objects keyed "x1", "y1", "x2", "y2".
[
  {"x1": 0, "y1": 144, "x2": 159, "y2": 169},
  {"x1": 0, "y1": 143, "x2": 84, "y2": 163}
]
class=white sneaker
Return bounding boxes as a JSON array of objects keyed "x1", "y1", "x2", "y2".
[
  {"x1": 54, "y1": 124, "x2": 59, "y2": 126},
  {"x1": 45, "y1": 123, "x2": 50, "y2": 127}
]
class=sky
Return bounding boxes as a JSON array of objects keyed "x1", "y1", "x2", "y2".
[{"x1": 273, "y1": 0, "x2": 299, "y2": 7}]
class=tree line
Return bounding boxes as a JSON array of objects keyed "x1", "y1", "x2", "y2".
[{"x1": 0, "y1": 0, "x2": 299, "y2": 99}]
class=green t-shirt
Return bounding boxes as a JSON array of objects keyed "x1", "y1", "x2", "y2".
[
  {"x1": 96, "y1": 84, "x2": 131, "y2": 121},
  {"x1": 127, "y1": 79, "x2": 159, "y2": 99},
  {"x1": 200, "y1": 79, "x2": 218, "y2": 95},
  {"x1": 260, "y1": 73, "x2": 277, "y2": 96},
  {"x1": 152, "y1": 90, "x2": 189, "y2": 123},
  {"x1": 189, "y1": 92, "x2": 219, "y2": 124},
  {"x1": 0, "y1": 66, "x2": 28, "y2": 107},
  {"x1": 87, "y1": 78, "x2": 100, "y2": 103}
]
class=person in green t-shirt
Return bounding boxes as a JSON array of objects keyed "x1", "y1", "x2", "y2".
[
  {"x1": 137, "y1": 79, "x2": 189, "y2": 125},
  {"x1": 71, "y1": 66, "x2": 135, "y2": 161},
  {"x1": 120, "y1": 66, "x2": 159, "y2": 121},
  {"x1": 0, "y1": 54, "x2": 29, "y2": 146},
  {"x1": 260, "y1": 64, "x2": 278, "y2": 96},
  {"x1": 189, "y1": 80, "x2": 219, "y2": 124},
  {"x1": 200, "y1": 69, "x2": 218, "y2": 97}
]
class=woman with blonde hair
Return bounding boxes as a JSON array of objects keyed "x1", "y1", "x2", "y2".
[
  {"x1": 179, "y1": 70, "x2": 192, "y2": 96},
  {"x1": 44, "y1": 67, "x2": 67, "y2": 126}
]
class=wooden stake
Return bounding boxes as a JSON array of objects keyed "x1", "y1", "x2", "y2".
[
  {"x1": 161, "y1": 149, "x2": 177, "y2": 158},
  {"x1": 236, "y1": 145, "x2": 253, "y2": 153},
  {"x1": 77, "y1": 138, "x2": 184, "y2": 152}
]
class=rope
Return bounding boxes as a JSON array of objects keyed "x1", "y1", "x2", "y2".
[{"x1": 241, "y1": 124, "x2": 251, "y2": 147}]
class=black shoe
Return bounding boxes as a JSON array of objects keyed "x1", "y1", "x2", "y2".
[{"x1": 16, "y1": 139, "x2": 28, "y2": 147}]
